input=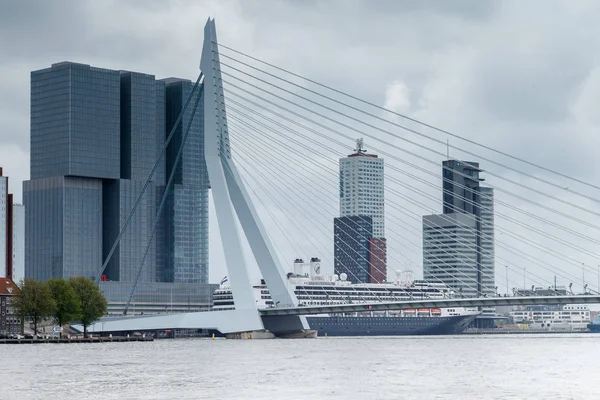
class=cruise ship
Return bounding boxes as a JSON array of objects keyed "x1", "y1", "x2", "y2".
[{"x1": 213, "y1": 258, "x2": 479, "y2": 336}]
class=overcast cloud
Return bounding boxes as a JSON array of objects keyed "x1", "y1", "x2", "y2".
[{"x1": 1, "y1": 0, "x2": 600, "y2": 291}]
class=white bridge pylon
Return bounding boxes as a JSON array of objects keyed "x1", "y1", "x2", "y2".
[{"x1": 200, "y1": 18, "x2": 308, "y2": 335}]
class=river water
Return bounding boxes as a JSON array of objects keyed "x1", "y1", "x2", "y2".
[{"x1": 0, "y1": 334, "x2": 597, "y2": 399}]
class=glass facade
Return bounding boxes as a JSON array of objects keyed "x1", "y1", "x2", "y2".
[
  {"x1": 479, "y1": 187, "x2": 495, "y2": 298},
  {"x1": 30, "y1": 62, "x2": 120, "y2": 180},
  {"x1": 24, "y1": 176, "x2": 102, "y2": 281},
  {"x1": 25, "y1": 62, "x2": 211, "y2": 311},
  {"x1": 423, "y1": 213, "x2": 478, "y2": 297},
  {"x1": 163, "y1": 79, "x2": 209, "y2": 284},
  {"x1": 423, "y1": 160, "x2": 495, "y2": 300},
  {"x1": 334, "y1": 216, "x2": 373, "y2": 284}
]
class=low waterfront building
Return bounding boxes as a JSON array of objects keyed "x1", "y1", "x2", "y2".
[{"x1": 0, "y1": 278, "x2": 21, "y2": 336}]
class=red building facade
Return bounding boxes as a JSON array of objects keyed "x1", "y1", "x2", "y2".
[{"x1": 368, "y1": 238, "x2": 387, "y2": 283}]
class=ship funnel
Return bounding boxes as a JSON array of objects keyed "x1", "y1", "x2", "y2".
[
  {"x1": 294, "y1": 258, "x2": 305, "y2": 276},
  {"x1": 310, "y1": 257, "x2": 322, "y2": 277}
]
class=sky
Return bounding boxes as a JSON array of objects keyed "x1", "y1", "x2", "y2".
[{"x1": 1, "y1": 0, "x2": 600, "y2": 291}]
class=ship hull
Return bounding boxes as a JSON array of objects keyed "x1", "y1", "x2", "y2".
[
  {"x1": 306, "y1": 314, "x2": 478, "y2": 336},
  {"x1": 587, "y1": 323, "x2": 600, "y2": 333}
]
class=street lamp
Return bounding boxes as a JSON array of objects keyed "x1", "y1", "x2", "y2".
[
  {"x1": 505, "y1": 265, "x2": 509, "y2": 296},
  {"x1": 582, "y1": 263, "x2": 586, "y2": 293}
]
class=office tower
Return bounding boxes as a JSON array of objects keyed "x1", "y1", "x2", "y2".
[
  {"x1": 26, "y1": 62, "x2": 119, "y2": 280},
  {"x1": 24, "y1": 62, "x2": 213, "y2": 314},
  {"x1": 442, "y1": 160, "x2": 482, "y2": 215},
  {"x1": 102, "y1": 71, "x2": 165, "y2": 284},
  {"x1": 423, "y1": 213, "x2": 478, "y2": 297},
  {"x1": 163, "y1": 79, "x2": 209, "y2": 284},
  {"x1": 479, "y1": 187, "x2": 495, "y2": 298},
  {"x1": 334, "y1": 139, "x2": 386, "y2": 283},
  {"x1": 0, "y1": 168, "x2": 13, "y2": 279},
  {"x1": 12, "y1": 204, "x2": 24, "y2": 284},
  {"x1": 334, "y1": 216, "x2": 373, "y2": 284},
  {"x1": 423, "y1": 160, "x2": 495, "y2": 299}
]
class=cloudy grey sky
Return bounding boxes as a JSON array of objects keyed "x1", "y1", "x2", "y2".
[{"x1": 2, "y1": 0, "x2": 600, "y2": 289}]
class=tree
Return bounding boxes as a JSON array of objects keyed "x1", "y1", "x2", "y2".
[
  {"x1": 47, "y1": 278, "x2": 81, "y2": 336},
  {"x1": 69, "y1": 277, "x2": 107, "y2": 337},
  {"x1": 11, "y1": 279, "x2": 56, "y2": 335}
]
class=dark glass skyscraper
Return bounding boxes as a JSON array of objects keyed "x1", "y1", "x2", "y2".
[
  {"x1": 442, "y1": 160, "x2": 482, "y2": 215},
  {"x1": 423, "y1": 160, "x2": 495, "y2": 302},
  {"x1": 163, "y1": 78, "x2": 209, "y2": 284},
  {"x1": 334, "y1": 216, "x2": 373, "y2": 284},
  {"x1": 26, "y1": 62, "x2": 119, "y2": 280},
  {"x1": 24, "y1": 62, "x2": 213, "y2": 313}
]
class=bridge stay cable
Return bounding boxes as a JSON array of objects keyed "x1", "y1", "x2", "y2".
[
  {"x1": 219, "y1": 80, "x2": 600, "y2": 279},
  {"x1": 221, "y1": 88, "x2": 600, "y2": 280},
  {"x1": 218, "y1": 65, "x2": 594, "y2": 294},
  {"x1": 227, "y1": 107, "x2": 530, "y2": 296},
  {"x1": 227, "y1": 114, "x2": 577, "y2": 296},
  {"x1": 215, "y1": 44, "x2": 600, "y2": 194},
  {"x1": 222, "y1": 86, "x2": 600, "y2": 237},
  {"x1": 229, "y1": 121, "x2": 516, "y2": 297},
  {"x1": 217, "y1": 70, "x2": 600, "y2": 219},
  {"x1": 226, "y1": 111, "x2": 575, "y2": 294},
  {"x1": 224, "y1": 92, "x2": 600, "y2": 259}
]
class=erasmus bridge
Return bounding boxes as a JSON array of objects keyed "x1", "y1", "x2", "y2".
[{"x1": 81, "y1": 19, "x2": 600, "y2": 337}]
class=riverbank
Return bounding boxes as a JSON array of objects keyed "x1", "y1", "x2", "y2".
[{"x1": 0, "y1": 336, "x2": 154, "y2": 344}]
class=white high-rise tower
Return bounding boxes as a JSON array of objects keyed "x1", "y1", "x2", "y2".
[
  {"x1": 339, "y1": 139, "x2": 385, "y2": 238},
  {"x1": 336, "y1": 139, "x2": 387, "y2": 284}
]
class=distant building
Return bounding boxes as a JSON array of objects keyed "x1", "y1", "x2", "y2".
[
  {"x1": 334, "y1": 216, "x2": 372, "y2": 284},
  {"x1": 24, "y1": 62, "x2": 211, "y2": 314},
  {"x1": 0, "y1": 168, "x2": 13, "y2": 280},
  {"x1": 479, "y1": 187, "x2": 495, "y2": 298},
  {"x1": 423, "y1": 160, "x2": 495, "y2": 299},
  {"x1": 423, "y1": 213, "x2": 478, "y2": 297},
  {"x1": 335, "y1": 139, "x2": 386, "y2": 283},
  {"x1": 12, "y1": 204, "x2": 24, "y2": 285},
  {"x1": 339, "y1": 139, "x2": 385, "y2": 237},
  {"x1": 442, "y1": 160, "x2": 482, "y2": 215},
  {"x1": 333, "y1": 216, "x2": 385, "y2": 284},
  {"x1": 0, "y1": 278, "x2": 20, "y2": 336}
]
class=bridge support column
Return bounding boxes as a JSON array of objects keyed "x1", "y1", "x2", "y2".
[{"x1": 261, "y1": 315, "x2": 317, "y2": 338}]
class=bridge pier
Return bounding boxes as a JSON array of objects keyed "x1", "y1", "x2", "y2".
[
  {"x1": 226, "y1": 330, "x2": 276, "y2": 339},
  {"x1": 261, "y1": 315, "x2": 316, "y2": 338}
]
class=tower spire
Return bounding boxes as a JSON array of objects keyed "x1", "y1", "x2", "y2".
[{"x1": 355, "y1": 138, "x2": 366, "y2": 154}]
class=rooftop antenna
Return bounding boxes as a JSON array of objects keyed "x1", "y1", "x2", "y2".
[{"x1": 355, "y1": 138, "x2": 366, "y2": 154}]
